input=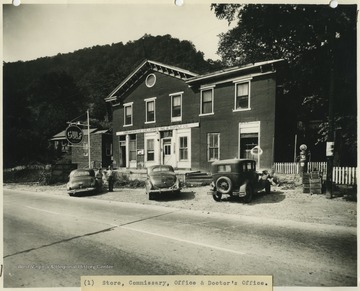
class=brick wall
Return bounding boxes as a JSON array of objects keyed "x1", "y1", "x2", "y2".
[
  {"x1": 111, "y1": 67, "x2": 287, "y2": 172},
  {"x1": 72, "y1": 133, "x2": 106, "y2": 168},
  {"x1": 197, "y1": 75, "x2": 277, "y2": 170}
]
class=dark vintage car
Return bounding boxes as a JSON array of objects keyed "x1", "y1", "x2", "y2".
[
  {"x1": 145, "y1": 165, "x2": 181, "y2": 200},
  {"x1": 208, "y1": 159, "x2": 272, "y2": 203},
  {"x1": 67, "y1": 168, "x2": 103, "y2": 196}
]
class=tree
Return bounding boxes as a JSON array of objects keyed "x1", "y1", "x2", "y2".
[
  {"x1": 4, "y1": 34, "x2": 221, "y2": 167},
  {"x1": 7, "y1": 71, "x2": 88, "y2": 166},
  {"x1": 212, "y1": 4, "x2": 357, "y2": 165}
]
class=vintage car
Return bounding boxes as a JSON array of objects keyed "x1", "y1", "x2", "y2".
[
  {"x1": 208, "y1": 159, "x2": 272, "y2": 203},
  {"x1": 67, "y1": 168, "x2": 103, "y2": 196},
  {"x1": 145, "y1": 165, "x2": 181, "y2": 200}
]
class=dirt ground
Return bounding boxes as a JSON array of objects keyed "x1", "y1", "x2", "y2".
[{"x1": 3, "y1": 181, "x2": 357, "y2": 228}]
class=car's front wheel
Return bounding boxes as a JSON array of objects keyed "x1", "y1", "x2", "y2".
[{"x1": 212, "y1": 192, "x2": 222, "y2": 202}]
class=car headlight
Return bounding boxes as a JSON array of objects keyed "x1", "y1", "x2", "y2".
[{"x1": 146, "y1": 180, "x2": 153, "y2": 190}]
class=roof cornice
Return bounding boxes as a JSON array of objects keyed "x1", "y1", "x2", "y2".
[
  {"x1": 186, "y1": 59, "x2": 285, "y2": 85},
  {"x1": 105, "y1": 60, "x2": 198, "y2": 104}
]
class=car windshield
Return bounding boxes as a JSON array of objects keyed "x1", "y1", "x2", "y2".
[
  {"x1": 71, "y1": 170, "x2": 93, "y2": 177},
  {"x1": 151, "y1": 166, "x2": 173, "y2": 173}
]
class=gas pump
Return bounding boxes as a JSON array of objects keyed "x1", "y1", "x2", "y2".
[{"x1": 299, "y1": 144, "x2": 308, "y2": 175}]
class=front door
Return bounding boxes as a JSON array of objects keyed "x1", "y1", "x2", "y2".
[
  {"x1": 162, "y1": 138, "x2": 176, "y2": 167},
  {"x1": 119, "y1": 140, "x2": 126, "y2": 167},
  {"x1": 163, "y1": 139, "x2": 172, "y2": 164},
  {"x1": 240, "y1": 133, "x2": 258, "y2": 159}
]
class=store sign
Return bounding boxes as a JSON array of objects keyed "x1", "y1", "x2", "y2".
[
  {"x1": 250, "y1": 145, "x2": 263, "y2": 156},
  {"x1": 326, "y1": 141, "x2": 334, "y2": 156},
  {"x1": 116, "y1": 122, "x2": 199, "y2": 136},
  {"x1": 65, "y1": 125, "x2": 83, "y2": 144}
]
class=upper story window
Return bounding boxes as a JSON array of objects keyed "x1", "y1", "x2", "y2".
[
  {"x1": 234, "y1": 81, "x2": 251, "y2": 111},
  {"x1": 124, "y1": 102, "x2": 133, "y2": 126},
  {"x1": 170, "y1": 92, "x2": 183, "y2": 122},
  {"x1": 145, "y1": 97, "x2": 156, "y2": 123},
  {"x1": 200, "y1": 87, "x2": 214, "y2": 116},
  {"x1": 145, "y1": 73, "x2": 156, "y2": 88}
]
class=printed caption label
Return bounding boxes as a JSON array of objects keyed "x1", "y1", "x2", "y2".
[{"x1": 82, "y1": 275, "x2": 272, "y2": 291}]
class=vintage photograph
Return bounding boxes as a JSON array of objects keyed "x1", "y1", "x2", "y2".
[{"x1": 2, "y1": 1, "x2": 357, "y2": 290}]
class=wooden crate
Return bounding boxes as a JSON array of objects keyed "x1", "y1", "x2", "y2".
[{"x1": 303, "y1": 173, "x2": 322, "y2": 194}]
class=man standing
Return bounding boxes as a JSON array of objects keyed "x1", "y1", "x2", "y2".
[{"x1": 107, "y1": 165, "x2": 114, "y2": 192}]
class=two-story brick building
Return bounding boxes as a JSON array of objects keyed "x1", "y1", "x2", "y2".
[{"x1": 105, "y1": 59, "x2": 295, "y2": 172}]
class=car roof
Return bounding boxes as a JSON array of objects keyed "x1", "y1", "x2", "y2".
[
  {"x1": 148, "y1": 165, "x2": 173, "y2": 169},
  {"x1": 70, "y1": 168, "x2": 94, "y2": 173},
  {"x1": 211, "y1": 159, "x2": 255, "y2": 165}
]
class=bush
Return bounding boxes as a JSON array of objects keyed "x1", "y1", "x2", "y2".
[
  {"x1": 3, "y1": 168, "x2": 43, "y2": 183},
  {"x1": 38, "y1": 169, "x2": 53, "y2": 185},
  {"x1": 113, "y1": 173, "x2": 145, "y2": 188}
]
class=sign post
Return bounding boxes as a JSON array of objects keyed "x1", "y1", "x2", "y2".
[
  {"x1": 66, "y1": 110, "x2": 91, "y2": 168},
  {"x1": 87, "y1": 109, "x2": 91, "y2": 169}
]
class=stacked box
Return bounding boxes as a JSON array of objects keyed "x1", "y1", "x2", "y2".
[
  {"x1": 302, "y1": 173, "x2": 310, "y2": 193},
  {"x1": 303, "y1": 171, "x2": 322, "y2": 194},
  {"x1": 310, "y1": 171, "x2": 322, "y2": 194}
]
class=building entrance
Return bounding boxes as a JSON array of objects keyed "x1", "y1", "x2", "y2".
[{"x1": 162, "y1": 138, "x2": 176, "y2": 167}]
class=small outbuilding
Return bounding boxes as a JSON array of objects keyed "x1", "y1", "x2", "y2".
[{"x1": 50, "y1": 128, "x2": 113, "y2": 169}]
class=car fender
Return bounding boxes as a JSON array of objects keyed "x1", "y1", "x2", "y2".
[{"x1": 239, "y1": 180, "x2": 252, "y2": 194}]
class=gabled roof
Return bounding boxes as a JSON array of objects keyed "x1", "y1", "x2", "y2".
[
  {"x1": 105, "y1": 59, "x2": 198, "y2": 104},
  {"x1": 186, "y1": 59, "x2": 285, "y2": 85}
]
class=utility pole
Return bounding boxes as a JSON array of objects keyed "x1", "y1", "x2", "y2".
[
  {"x1": 325, "y1": 21, "x2": 336, "y2": 199},
  {"x1": 87, "y1": 109, "x2": 91, "y2": 169}
]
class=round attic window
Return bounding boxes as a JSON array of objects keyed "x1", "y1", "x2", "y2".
[{"x1": 145, "y1": 74, "x2": 156, "y2": 88}]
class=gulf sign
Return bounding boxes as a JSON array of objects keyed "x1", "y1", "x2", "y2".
[{"x1": 65, "y1": 125, "x2": 83, "y2": 144}]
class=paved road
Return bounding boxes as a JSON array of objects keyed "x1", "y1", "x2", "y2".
[{"x1": 3, "y1": 189, "x2": 357, "y2": 288}]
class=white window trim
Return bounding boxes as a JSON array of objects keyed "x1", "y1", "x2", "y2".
[
  {"x1": 145, "y1": 97, "x2": 156, "y2": 124},
  {"x1": 145, "y1": 138, "x2": 155, "y2": 162},
  {"x1": 178, "y1": 135, "x2": 189, "y2": 161},
  {"x1": 170, "y1": 92, "x2": 183, "y2": 122},
  {"x1": 207, "y1": 133, "x2": 220, "y2": 162},
  {"x1": 200, "y1": 87, "x2": 215, "y2": 116},
  {"x1": 123, "y1": 102, "x2": 133, "y2": 127},
  {"x1": 233, "y1": 80, "x2": 251, "y2": 112},
  {"x1": 145, "y1": 73, "x2": 156, "y2": 88}
]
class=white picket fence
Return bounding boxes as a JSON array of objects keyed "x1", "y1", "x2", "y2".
[{"x1": 273, "y1": 162, "x2": 357, "y2": 186}]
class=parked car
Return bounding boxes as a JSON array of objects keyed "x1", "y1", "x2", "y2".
[
  {"x1": 67, "y1": 168, "x2": 103, "y2": 196},
  {"x1": 145, "y1": 165, "x2": 181, "y2": 200},
  {"x1": 208, "y1": 159, "x2": 272, "y2": 203}
]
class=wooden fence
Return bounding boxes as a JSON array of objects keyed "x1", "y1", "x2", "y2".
[{"x1": 273, "y1": 162, "x2": 357, "y2": 186}]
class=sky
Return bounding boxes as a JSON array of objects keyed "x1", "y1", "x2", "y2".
[{"x1": 2, "y1": 3, "x2": 235, "y2": 62}]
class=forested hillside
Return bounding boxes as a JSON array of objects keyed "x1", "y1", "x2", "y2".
[{"x1": 3, "y1": 34, "x2": 223, "y2": 168}]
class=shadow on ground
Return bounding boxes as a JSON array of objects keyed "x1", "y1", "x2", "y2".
[
  {"x1": 218, "y1": 190, "x2": 286, "y2": 205},
  {"x1": 151, "y1": 190, "x2": 196, "y2": 202}
]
